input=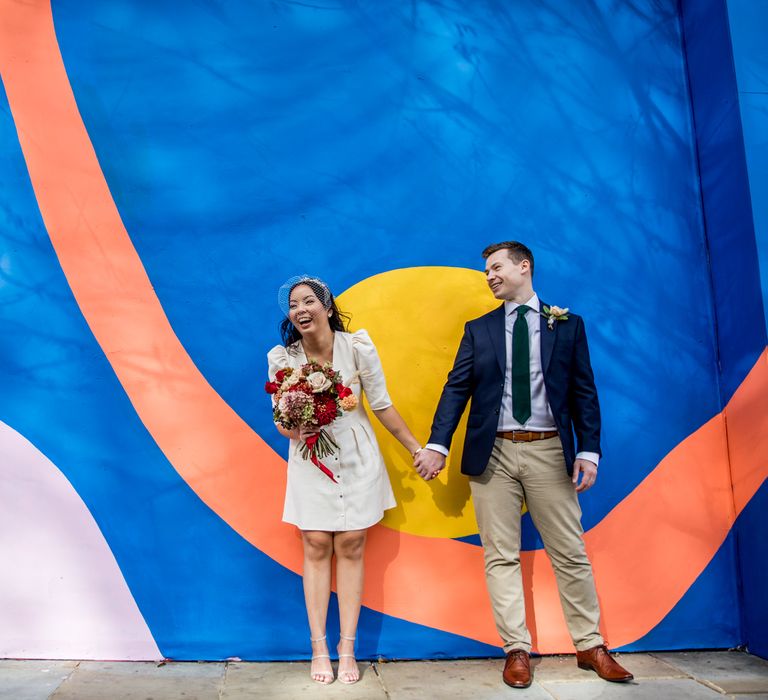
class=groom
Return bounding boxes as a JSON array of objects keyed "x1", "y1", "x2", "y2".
[{"x1": 415, "y1": 242, "x2": 633, "y2": 688}]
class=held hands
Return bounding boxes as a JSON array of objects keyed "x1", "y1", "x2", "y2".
[
  {"x1": 572, "y1": 458, "x2": 597, "y2": 493},
  {"x1": 413, "y1": 448, "x2": 445, "y2": 481}
]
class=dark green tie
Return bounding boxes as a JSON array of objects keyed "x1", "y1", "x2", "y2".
[{"x1": 512, "y1": 304, "x2": 532, "y2": 424}]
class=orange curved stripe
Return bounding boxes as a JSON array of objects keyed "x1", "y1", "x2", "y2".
[{"x1": 2, "y1": 0, "x2": 766, "y2": 654}]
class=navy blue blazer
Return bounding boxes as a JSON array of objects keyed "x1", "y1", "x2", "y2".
[{"x1": 428, "y1": 302, "x2": 601, "y2": 476}]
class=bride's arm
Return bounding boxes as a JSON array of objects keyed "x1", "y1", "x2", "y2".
[{"x1": 372, "y1": 406, "x2": 422, "y2": 457}]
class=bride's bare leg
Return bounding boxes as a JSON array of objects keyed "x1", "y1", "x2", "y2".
[
  {"x1": 301, "y1": 530, "x2": 334, "y2": 683},
  {"x1": 334, "y1": 529, "x2": 367, "y2": 684}
]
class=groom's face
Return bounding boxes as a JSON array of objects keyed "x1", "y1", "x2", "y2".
[{"x1": 485, "y1": 249, "x2": 529, "y2": 300}]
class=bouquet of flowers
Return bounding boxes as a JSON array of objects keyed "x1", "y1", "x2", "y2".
[{"x1": 266, "y1": 360, "x2": 358, "y2": 482}]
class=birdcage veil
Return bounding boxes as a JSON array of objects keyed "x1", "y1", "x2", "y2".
[{"x1": 277, "y1": 275, "x2": 333, "y2": 316}]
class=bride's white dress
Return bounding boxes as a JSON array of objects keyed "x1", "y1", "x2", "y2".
[{"x1": 267, "y1": 329, "x2": 396, "y2": 531}]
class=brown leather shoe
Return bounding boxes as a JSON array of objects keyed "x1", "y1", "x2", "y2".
[
  {"x1": 576, "y1": 644, "x2": 633, "y2": 682},
  {"x1": 503, "y1": 649, "x2": 532, "y2": 688}
]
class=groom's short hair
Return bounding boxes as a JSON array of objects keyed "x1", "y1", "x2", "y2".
[{"x1": 481, "y1": 241, "x2": 534, "y2": 276}]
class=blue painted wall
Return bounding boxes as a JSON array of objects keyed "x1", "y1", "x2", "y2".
[
  {"x1": 680, "y1": 0, "x2": 768, "y2": 660},
  {"x1": 726, "y1": 0, "x2": 768, "y2": 660},
  {"x1": 3, "y1": 0, "x2": 765, "y2": 658},
  {"x1": 728, "y1": 0, "x2": 768, "y2": 337}
]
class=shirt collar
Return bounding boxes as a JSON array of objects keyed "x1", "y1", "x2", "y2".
[{"x1": 504, "y1": 292, "x2": 539, "y2": 316}]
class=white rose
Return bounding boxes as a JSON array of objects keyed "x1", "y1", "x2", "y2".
[
  {"x1": 283, "y1": 372, "x2": 300, "y2": 387},
  {"x1": 549, "y1": 305, "x2": 569, "y2": 317},
  {"x1": 306, "y1": 371, "x2": 332, "y2": 393}
]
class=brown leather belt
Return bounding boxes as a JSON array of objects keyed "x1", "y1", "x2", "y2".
[{"x1": 496, "y1": 430, "x2": 558, "y2": 443}]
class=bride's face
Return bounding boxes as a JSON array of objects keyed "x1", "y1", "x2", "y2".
[{"x1": 288, "y1": 284, "x2": 331, "y2": 335}]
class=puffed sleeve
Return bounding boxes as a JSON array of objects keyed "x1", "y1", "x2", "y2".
[
  {"x1": 351, "y1": 329, "x2": 393, "y2": 411},
  {"x1": 267, "y1": 344, "x2": 289, "y2": 381}
]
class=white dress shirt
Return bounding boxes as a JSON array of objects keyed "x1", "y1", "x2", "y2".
[
  {"x1": 499, "y1": 294, "x2": 556, "y2": 432},
  {"x1": 427, "y1": 292, "x2": 599, "y2": 467}
]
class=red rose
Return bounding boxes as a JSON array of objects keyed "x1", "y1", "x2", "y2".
[
  {"x1": 265, "y1": 381, "x2": 279, "y2": 394},
  {"x1": 275, "y1": 369, "x2": 286, "y2": 383},
  {"x1": 335, "y1": 383, "x2": 352, "y2": 398}
]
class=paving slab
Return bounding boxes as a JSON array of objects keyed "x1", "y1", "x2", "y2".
[
  {"x1": 376, "y1": 659, "x2": 552, "y2": 699},
  {"x1": 540, "y1": 678, "x2": 725, "y2": 699},
  {"x1": 654, "y1": 651, "x2": 768, "y2": 694},
  {"x1": 221, "y1": 661, "x2": 385, "y2": 699},
  {"x1": 0, "y1": 660, "x2": 77, "y2": 700},
  {"x1": 49, "y1": 661, "x2": 225, "y2": 700},
  {"x1": 533, "y1": 653, "x2": 685, "y2": 682}
]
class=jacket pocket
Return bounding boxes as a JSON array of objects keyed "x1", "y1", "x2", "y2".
[{"x1": 467, "y1": 414, "x2": 485, "y2": 428}]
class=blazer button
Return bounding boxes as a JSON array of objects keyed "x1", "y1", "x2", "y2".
[{"x1": 495, "y1": 409, "x2": 499, "y2": 415}]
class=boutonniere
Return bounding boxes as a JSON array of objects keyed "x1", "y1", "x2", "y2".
[{"x1": 541, "y1": 305, "x2": 569, "y2": 330}]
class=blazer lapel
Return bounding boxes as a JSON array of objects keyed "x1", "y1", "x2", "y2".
[
  {"x1": 485, "y1": 304, "x2": 506, "y2": 374},
  {"x1": 539, "y1": 299, "x2": 555, "y2": 374}
]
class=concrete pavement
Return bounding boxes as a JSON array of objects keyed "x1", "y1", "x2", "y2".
[{"x1": 2, "y1": 650, "x2": 767, "y2": 699}]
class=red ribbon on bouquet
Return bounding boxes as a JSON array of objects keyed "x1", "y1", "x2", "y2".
[{"x1": 304, "y1": 433, "x2": 338, "y2": 483}]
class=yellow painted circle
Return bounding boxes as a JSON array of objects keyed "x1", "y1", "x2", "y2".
[{"x1": 337, "y1": 266, "x2": 500, "y2": 538}]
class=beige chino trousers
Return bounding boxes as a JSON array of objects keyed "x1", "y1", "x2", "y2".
[{"x1": 469, "y1": 435, "x2": 603, "y2": 653}]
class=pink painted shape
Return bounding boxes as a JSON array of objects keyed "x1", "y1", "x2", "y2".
[{"x1": 0, "y1": 421, "x2": 161, "y2": 660}]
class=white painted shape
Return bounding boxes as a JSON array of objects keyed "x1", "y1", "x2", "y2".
[{"x1": 0, "y1": 421, "x2": 161, "y2": 660}]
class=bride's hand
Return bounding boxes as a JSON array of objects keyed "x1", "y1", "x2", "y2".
[
  {"x1": 298, "y1": 426, "x2": 321, "y2": 441},
  {"x1": 414, "y1": 448, "x2": 445, "y2": 480}
]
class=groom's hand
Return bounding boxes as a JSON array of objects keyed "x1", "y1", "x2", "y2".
[
  {"x1": 414, "y1": 449, "x2": 445, "y2": 481},
  {"x1": 572, "y1": 458, "x2": 597, "y2": 493}
]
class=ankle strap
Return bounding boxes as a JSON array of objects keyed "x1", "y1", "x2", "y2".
[
  {"x1": 310, "y1": 635, "x2": 327, "y2": 643},
  {"x1": 339, "y1": 634, "x2": 356, "y2": 641}
]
